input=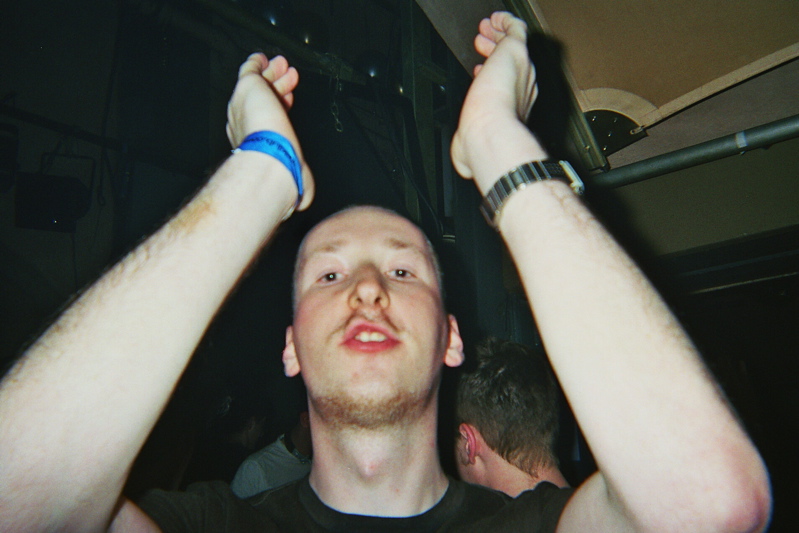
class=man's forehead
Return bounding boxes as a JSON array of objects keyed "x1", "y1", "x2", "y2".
[
  {"x1": 309, "y1": 236, "x2": 421, "y2": 255},
  {"x1": 302, "y1": 207, "x2": 428, "y2": 257}
]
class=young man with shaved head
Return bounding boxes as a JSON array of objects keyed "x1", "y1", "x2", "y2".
[{"x1": 0, "y1": 11, "x2": 771, "y2": 532}]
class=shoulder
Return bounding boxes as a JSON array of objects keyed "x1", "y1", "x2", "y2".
[
  {"x1": 137, "y1": 481, "x2": 286, "y2": 533},
  {"x1": 243, "y1": 438, "x2": 285, "y2": 464},
  {"x1": 444, "y1": 480, "x2": 574, "y2": 533},
  {"x1": 516, "y1": 482, "x2": 575, "y2": 514}
]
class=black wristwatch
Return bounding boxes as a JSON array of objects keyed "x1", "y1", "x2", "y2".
[{"x1": 480, "y1": 160, "x2": 584, "y2": 230}]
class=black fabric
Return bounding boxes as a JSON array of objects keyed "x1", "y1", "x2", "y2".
[{"x1": 138, "y1": 476, "x2": 573, "y2": 533}]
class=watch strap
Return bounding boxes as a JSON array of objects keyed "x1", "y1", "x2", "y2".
[{"x1": 480, "y1": 160, "x2": 584, "y2": 229}]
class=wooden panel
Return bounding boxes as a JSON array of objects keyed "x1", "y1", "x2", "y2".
[{"x1": 531, "y1": 0, "x2": 799, "y2": 126}]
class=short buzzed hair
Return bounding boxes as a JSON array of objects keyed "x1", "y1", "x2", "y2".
[
  {"x1": 291, "y1": 205, "x2": 444, "y2": 311},
  {"x1": 456, "y1": 338, "x2": 560, "y2": 475}
]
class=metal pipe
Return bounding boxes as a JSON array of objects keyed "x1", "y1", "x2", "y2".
[{"x1": 591, "y1": 114, "x2": 799, "y2": 188}]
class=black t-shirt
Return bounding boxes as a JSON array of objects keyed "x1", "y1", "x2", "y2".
[{"x1": 138, "y1": 476, "x2": 573, "y2": 532}]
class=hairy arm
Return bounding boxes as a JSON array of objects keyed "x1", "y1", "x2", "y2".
[
  {"x1": 452, "y1": 12, "x2": 771, "y2": 532},
  {"x1": 0, "y1": 54, "x2": 312, "y2": 531}
]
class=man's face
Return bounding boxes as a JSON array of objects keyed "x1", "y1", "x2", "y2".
[{"x1": 284, "y1": 207, "x2": 463, "y2": 429}]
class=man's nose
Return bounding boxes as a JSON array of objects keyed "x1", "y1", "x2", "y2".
[{"x1": 348, "y1": 267, "x2": 389, "y2": 309}]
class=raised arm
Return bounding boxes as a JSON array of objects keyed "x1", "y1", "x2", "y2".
[
  {"x1": 0, "y1": 53, "x2": 313, "y2": 532},
  {"x1": 452, "y1": 12, "x2": 771, "y2": 532}
]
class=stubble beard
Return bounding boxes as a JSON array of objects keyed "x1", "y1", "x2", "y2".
[{"x1": 311, "y1": 385, "x2": 436, "y2": 431}]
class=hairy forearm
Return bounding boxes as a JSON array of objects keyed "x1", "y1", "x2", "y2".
[
  {"x1": 0, "y1": 152, "x2": 294, "y2": 530},
  {"x1": 453, "y1": 10, "x2": 770, "y2": 530},
  {"x1": 497, "y1": 180, "x2": 770, "y2": 531}
]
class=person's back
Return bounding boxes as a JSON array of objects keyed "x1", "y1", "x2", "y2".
[
  {"x1": 230, "y1": 411, "x2": 312, "y2": 498},
  {"x1": 455, "y1": 338, "x2": 569, "y2": 497}
]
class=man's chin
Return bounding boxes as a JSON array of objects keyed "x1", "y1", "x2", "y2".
[{"x1": 312, "y1": 390, "x2": 428, "y2": 430}]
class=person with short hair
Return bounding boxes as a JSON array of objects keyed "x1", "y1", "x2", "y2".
[
  {"x1": 456, "y1": 337, "x2": 569, "y2": 497},
  {"x1": 0, "y1": 12, "x2": 771, "y2": 532}
]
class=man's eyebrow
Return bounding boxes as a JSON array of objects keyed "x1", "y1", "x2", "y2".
[
  {"x1": 386, "y1": 237, "x2": 412, "y2": 250},
  {"x1": 305, "y1": 240, "x2": 345, "y2": 257},
  {"x1": 308, "y1": 237, "x2": 424, "y2": 253},
  {"x1": 385, "y1": 238, "x2": 431, "y2": 261},
  {"x1": 302, "y1": 237, "x2": 429, "y2": 266}
]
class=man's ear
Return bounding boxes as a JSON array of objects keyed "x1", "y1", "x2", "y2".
[
  {"x1": 444, "y1": 315, "x2": 465, "y2": 368},
  {"x1": 459, "y1": 423, "x2": 480, "y2": 464},
  {"x1": 283, "y1": 326, "x2": 301, "y2": 377}
]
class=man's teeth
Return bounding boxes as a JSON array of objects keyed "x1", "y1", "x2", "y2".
[{"x1": 355, "y1": 331, "x2": 387, "y2": 342}]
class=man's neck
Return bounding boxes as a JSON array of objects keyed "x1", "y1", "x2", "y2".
[
  {"x1": 536, "y1": 464, "x2": 570, "y2": 490},
  {"x1": 482, "y1": 451, "x2": 570, "y2": 497},
  {"x1": 307, "y1": 410, "x2": 449, "y2": 517}
]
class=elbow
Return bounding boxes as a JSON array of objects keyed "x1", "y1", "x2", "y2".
[
  {"x1": 652, "y1": 453, "x2": 773, "y2": 533},
  {"x1": 722, "y1": 479, "x2": 772, "y2": 533},
  {"x1": 705, "y1": 458, "x2": 772, "y2": 533},
  {"x1": 646, "y1": 474, "x2": 772, "y2": 533},
  {"x1": 683, "y1": 432, "x2": 773, "y2": 533}
]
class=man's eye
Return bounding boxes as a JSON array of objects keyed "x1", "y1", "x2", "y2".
[
  {"x1": 318, "y1": 272, "x2": 340, "y2": 283},
  {"x1": 390, "y1": 269, "x2": 413, "y2": 279}
]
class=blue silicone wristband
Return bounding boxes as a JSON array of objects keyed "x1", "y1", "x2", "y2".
[{"x1": 233, "y1": 131, "x2": 303, "y2": 209}]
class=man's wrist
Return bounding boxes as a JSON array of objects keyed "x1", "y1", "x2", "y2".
[
  {"x1": 232, "y1": 130, "x2": 303, "y2": 220},
  {"x1": 467, "y1": 121, "x2": 549, "y2": 194},
  {"x1": 227, "y1": 150, "x2": 297, "y2": 221},
  {"x1": 480, "y1": 160, "x2": 584, "y2": 230}
]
